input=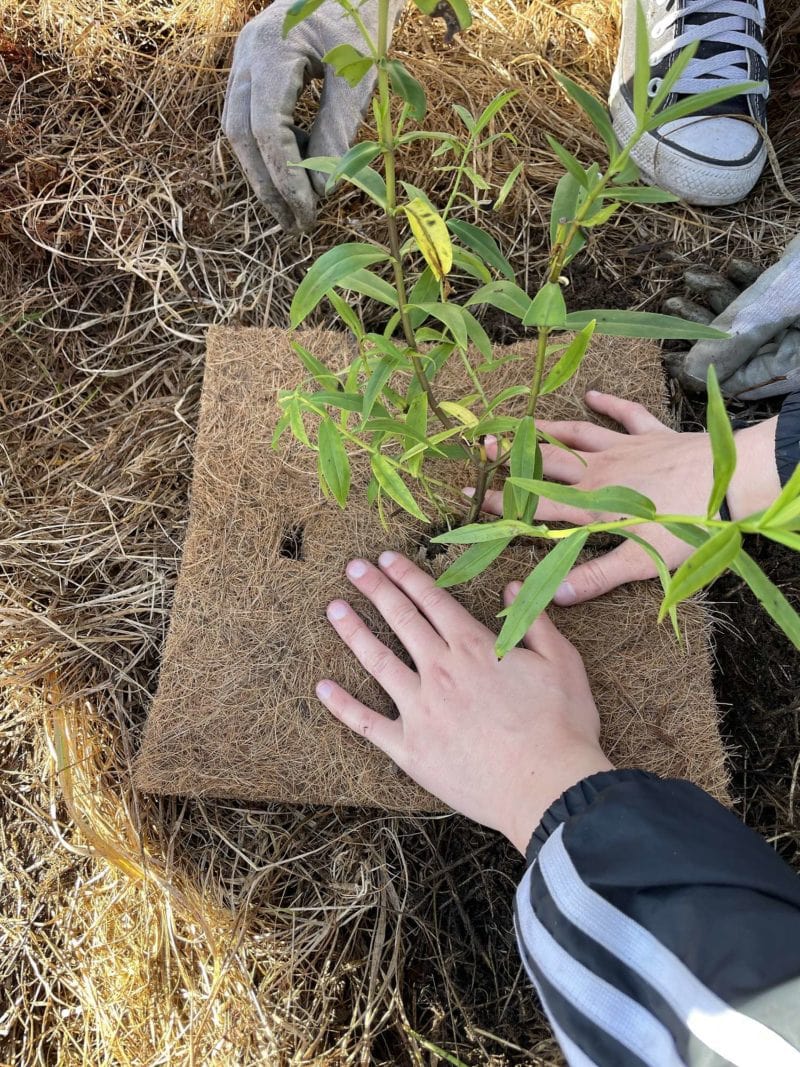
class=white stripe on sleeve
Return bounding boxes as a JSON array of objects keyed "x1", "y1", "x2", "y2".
[
  {"x1": 539, "y1": 824, "x2": 800, "y2": 1067},
  {"x1": 516, "y1": 863, "x2": 684, "y2": 1067}
]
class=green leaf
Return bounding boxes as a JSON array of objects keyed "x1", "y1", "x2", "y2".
[
  {"x1": 326, "y1": 142, "x2": 381, "y2": 191},
  {"x1": 509, "y1": 417, "x2": 540, "y2": 522},
  {"x1": 399, "y1": 182, "x2": 437, "y2": 211},
  {"x1": 633, "y1": 0, "x2": 651, "y2": 124},
  {"x1": 436, "y1": 537, "x2": 514, "y2": 588},
  {"x1": 540, "y1": 320, "x2": 596, "y2": 394},
  {"x1": 290, "y1": 244, "x2": 390, "y2": 327},
  {"x1": 409, "y1": 302, "x2": 468, "y2": 348},
  {"x1": 471, "y1": 89, "x2": 518, "y2": 136},
  {"x1": 317, "y1": 418, "x2": 350, "y2": 507},
  {"x1": 603, "y1": 186, "x2": 679, "y2": 203},
  {"x1": 705, "y1": 365, "x2": 737, "y2": 519},
  {"x1": 732, "y1": 549, "x2": 800, "y2": 649},
  {"x1": 433, "y1": 519, "x2": 540, "y2": 545},
  {"x1": 453, "y1": 103, "x2": 475, "y2": 131},
  {"x1": 304, "y1": 390, "x2": 363, "y2": 413},
  {"x1": 340, "y1": 267, "x2": 398, "y2": 307},
  {"x1": 292, "y1": 341, "x2": 341, "y2": 391},
  {"x1": 451, "y1": 247, "x2": 492, "y2": 283},
  {"x1": 361, "y1": 360, "x2": 394, "y2": 422},
  {"x1": 582, "y1": 202, "x2": 620, "y2": 227},
  {"x1": 447, "y1": 219, "x2": 515, "y2": 280},
  {"x1": 282, "y1": 0, "x2": 325, "y2": 37},
  {"x1": 762, "y1": 529, "x2": 800, "y2": 552},
  {"x1": 495, "y1": 532, "x2": 590, "y2": 656},
  {"x1": 620, "y1": 529, "x2": 681, "y2": 642},
  {"x1": 322, "y1": 43, "x2": 373, "y2": 87},
  {"x1": 759, "y1": 459, "x2": 800, "y2": 526},
  {"x1": 550, "y1": 172, "x2": 586, "y2": 264},
  {"x1": 508, "y1": 478, "x2": 657, "y2": 519},
  {"x1": 555, "y1": 74, "x2": 617, "y2": 156},
  {"x1": 545, "y1": 135, "x2": 588, "y2": 188},
  {"x1": 564, "y1": 309, "x2": 729, "y2": 340},
  {"x1": 466, "y1": 280, "x2": 529, "y2": 319},
  {"x1": 370, "y1": 454, "x2": 428, "y2": 522},
  {"x1": 646, "y1": 40, "x2": 698, "y2": 112},
  {"x1": 660, "y1": 525, "x2": 742, "y2": 617},
  {"x1": 647, "y1": 81, "x2": 763, "y2": 131},
  {"x1": 457, "y1": 306, "x2": 492, "y2": 360},
  {"x1": 439, "y1": 400, "x2": 479, "y2": 427},
  {"x1": 388, "y1": 60, "x2": 426, "y2": 121},
  {"x1": 405, "y1": 393, "x2": 429, "y2": 475},
  {"x1": 271, "y1": 410, "x2": 292, "y2": 449},
  {"x1": 522, "y1": 282, "x2": 567, "y2": 328},
  {"x1": 296, "y1": 156, "x2": 387, "y2": 209},
  {"x1": 494, "y1": 161, "x2": 524, "y2": 210},
  {"x1": 326, "y1": 290, "x2": 364, "y2": 337}
]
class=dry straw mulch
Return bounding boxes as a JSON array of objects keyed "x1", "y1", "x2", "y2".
[
  {"x1": 136, "y1": 326, "x2": 728, "y2": 809},
  {"x1": 2, "y1": 0, "x2": 799, "y2": 1062}
]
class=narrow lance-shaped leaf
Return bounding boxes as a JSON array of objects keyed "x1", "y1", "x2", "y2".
[
  {"x1": 433, "y1": 519, "x2": 542, "y2": 545},
  {"x1": 447, "y1": 219, "x2": 515, "y2": 280},
  {"x1": 705, "y1": 364, "x2": 737, "y2": 518},
  {"x1": 290, "y1": 244, "x2": 390, "y2": 327},
  {"x1": 466, "y1": 280, "x2": 530, "y2": 319},
  {"x1": 370, "y1": 454, "x2": 429, "y2": 522},
  {"x1": 496, "y1": 532, "x2": 590, "y2": 656},
  {"x1": 494, "y1": 160, "x2": 524, "y2": 210},
  {"x1": 758, "y1": 458, "x2": 800, "y2": 526},
  {"x1": 555, "y1": 73, "x2": 617, "y2": 156},
  {"x1": 564, "y1": 309, "x2": 728, "y2": 340},
  {"x1": 540, "y1": 319, "x2": 596, "y2": 394},
  {"x1": 387, "y1": 59, "x2": 426, "y2": 121},
  {"x1": 436, "y1": 537, "x2": 514, "y2": 588},
  {"x1": 659, "y1": 525, "x2": 742, "y2": 619},
  {"x1": 732, "y1": 549, "x2": 800, "y2": 649},
  {"x1": 647, "y1": 81, "x2": 762, "y2": 130},
  {"x1": 403, "y1": 198, "x2": 453, "y2": 281},
  {"x1": 545, "y1": 134, "x2": 588, "y2": 188},
  {"x1": 340, "y1": 267, "x2": 399, "y2": 307},
  {"x1": 295, "y1": 155, "x2": 387, "y2": 209},
  {"x1": 633, "y1": 0, "x2": 651, "y2": 124},
  {"x1": 549, "y1": 171, "x2": 585, "y2": 264},
  {"x1": 509, "y1": 416, "x2": 539, "y2": 522},
  {"x1": 409, "y1": 301, "x2": 468, "y2": 348},
  {"x1": 317, "y1": 418, "x2": 351, "y2": 507},
  {"x1": 508, "y1": 477, "x2": 657, "y2": 520},
  {"x1": 620, "y1": 530, "x2": 682, "y2": 643},
  {"x1": 326, "y1": 142, "x2": 382, "y2": 191}
]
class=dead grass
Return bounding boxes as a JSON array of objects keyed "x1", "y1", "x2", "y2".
[{"x1": 1, "y1": 0, "x2": 799, "y2": 1062}]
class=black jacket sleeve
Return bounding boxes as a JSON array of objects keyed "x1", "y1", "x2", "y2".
[{"x1": 513, "y1": 769, "x2": 800, "y2": 1067}]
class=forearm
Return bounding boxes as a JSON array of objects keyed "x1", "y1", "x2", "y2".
[{"x1": 514, "y1": 770, "x2": 800, "y2": 1066}]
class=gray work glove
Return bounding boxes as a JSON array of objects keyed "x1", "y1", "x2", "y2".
[
  {"x1": 664, "y1": 236, "x2": 800, "y2": 400},
  {"x1": 222, "y1": 0, "x2": 406, "y2": 232}
]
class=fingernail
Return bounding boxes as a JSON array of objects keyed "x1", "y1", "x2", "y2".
[
  {"x1": 553, "y1": 581, "x2": 576, "y2": 606},
  {"x1": 346, "y1": 559, "x2": 368, "y2": 579},
  {"x1": 462, "y1": 486, "x2": 476, "y2": 497},
  {"x1": 316, "y1": 680, "x2": 333, "y2": 700},
  {"x1": 485, "y1": 435, "x2": 497, "y2": 447},
  {"x1": 327, "y1": 601, "x2": 348, "y2": 620},
  {"x1": 378, "y1": 551, "x2": 398, "y2": 568}
]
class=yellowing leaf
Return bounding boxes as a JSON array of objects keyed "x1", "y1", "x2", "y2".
[
  {"x1": 403, "y1": 198, "x2": 453, "y2": 281},
  {"x1": 439, "y1": 400, "x2": 479, "y2": 427}
]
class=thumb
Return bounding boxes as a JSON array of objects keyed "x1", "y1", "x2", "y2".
[
  {"x1": 553, "y1": 542, "x2": 654, "y2": 605},
  {"x1": 306, "y1": 68, "x2": 377, "y2": 195}
]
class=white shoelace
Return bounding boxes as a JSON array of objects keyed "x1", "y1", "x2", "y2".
[{"x1": 651, "y1": 0, "x2": 768, "y2": 97}]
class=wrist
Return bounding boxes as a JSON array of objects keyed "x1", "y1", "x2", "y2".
[
  {"x1": 725, "y1": 416, "x2": 780, "y2": 520},
  {"x1": 505, "y1": 745, "x2": 614, "y2": 856}
]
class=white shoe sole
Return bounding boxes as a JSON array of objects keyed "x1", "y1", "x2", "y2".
[{"x1": 608, "y1": 67, "x2": 767, "y2": 207}]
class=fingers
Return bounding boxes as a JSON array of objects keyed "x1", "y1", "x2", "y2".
[
  {"x1": 535, "y1": 418, "x2": 621, "y2": 452},
  {"x1": 325, "y1": 599, "x2": 418, "y2": 703},
  {"x1": 373, "y1": 552, "x2": 488, "y2": 644},
  {"x1": 552, "y1": 541, "x2": 656, "y2": 606},
  {"x1": 581, "y1": 391, "x2": 667, "y2": 435},
  {"x1": 477, "y1": 487, "x2": 589, "y2": 525},
  {"x1": 342, "y1": 558, "x2": 444, "y2": 662},
  {"x1": 316, "y1": 678, "x2": 401, "y2": 757},
  {"x1": 539, "y1": 443, "x2": 588, "y2": 484},
  {"x1": 504, "y1": 583, "x2": 576, "y2": 659}
]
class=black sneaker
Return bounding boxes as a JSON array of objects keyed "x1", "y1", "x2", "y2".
[{"x1": 610, "y1": 0, "x2": 769, "y2": 205}]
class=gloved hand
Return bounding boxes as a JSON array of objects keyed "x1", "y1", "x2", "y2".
[
  {"x1": 664, "y1": 235, "x2": 800, "y2": 400},
  {"x1": 223, "y1": 0, "x2": 406, "y2": 232}
]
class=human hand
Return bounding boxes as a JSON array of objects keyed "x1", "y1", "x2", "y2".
[
  {"x1": 664, "y1": 236, "x2": 800, "y2": 400},
  {"x1": 475, "y1": 391, "x2": 781, "y2": 605},
  {"x1": 222, "y1": 0, "x2": 405, "y2": 232},
  {"x1": 316, "y1": 552, "x2": 611, "y2": 854}
]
